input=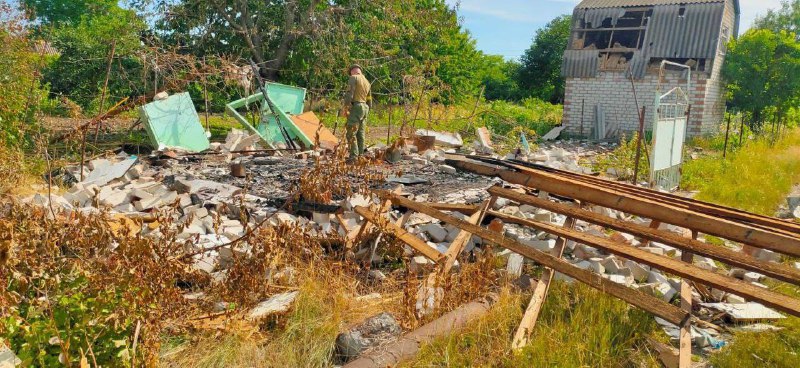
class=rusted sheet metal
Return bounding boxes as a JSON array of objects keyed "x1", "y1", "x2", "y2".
[
  {"x1": 383, "y1": 192, "x2": 689, "y2": 325},
  {"x1": 445, "y1": 156, "x2": 800, "y2": 257},
  {"x1": 487, "y1": 185, "x2": 800, "y2": 286}
]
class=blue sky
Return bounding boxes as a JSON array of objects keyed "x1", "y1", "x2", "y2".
[{"x1": 447, "y1": 0, "x2": 786, "y2": 60}]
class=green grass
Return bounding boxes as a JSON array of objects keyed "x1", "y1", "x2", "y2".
[
  {"x1": 682, "y1": 129, "x2": 800, "y2": 215},
  {"x1": 683, "y1": 128, "x2": 800, "y2": 366},
  {"x1": 406, "y1": 283, "x2": 663, "y2": 367}
]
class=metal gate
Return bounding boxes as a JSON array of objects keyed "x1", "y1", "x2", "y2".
[{"x1": 650, "y1": 87, "x2": 688, "y2": 190}]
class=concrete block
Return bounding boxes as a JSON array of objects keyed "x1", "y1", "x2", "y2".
[
  {"x1": 625, "y1": 260, "x2": 650, "y2": 282},
  {"x1": 755, "y1": 249, "x2": 782, "y2": 263},
  {"x1": 743, "y1": 272, "x2": 764, "y2": 283},
  {"x1": 439, "y1": 165, "x2": 457, "y2": 174},
  {"x1": 420, "y1": 223, "x2": 448, "y2": 243},
  {"x1": 520, "y1": 238, "x2": 556, "y2": 252},
  {"x1": 588, "y1": 257, "x2": 605, "y2": 274},
  {"x1": 506, "y1": 253, "x2": 524, "y2": 278},
  {"x1": 533, "y1": 210, "x2": 554, "y2": 223}
]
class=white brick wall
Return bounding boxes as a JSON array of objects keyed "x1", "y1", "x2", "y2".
[{"x1": 562, "y1": 0, "x2": 736, "y2": 138}]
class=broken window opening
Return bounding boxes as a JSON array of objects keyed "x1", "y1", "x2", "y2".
[
  {"x1": 599, "y1": 52, "x2": 634, "y2": 71},
  {"x1": 571, "y1": 9, "x2": 652, "y2": 51}
]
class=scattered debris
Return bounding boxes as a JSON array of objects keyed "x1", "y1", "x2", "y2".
[
  {"x1": 247, "y1": 291, "x2": 300, "y2": 321},
  {"x1": 335, "y1": 312, "x2": 402, "y2": 362},
  {"x1": 414, "y1": 129, "x2": 463, "y2": 148},
  {"x1": 699, "y1": 302, "x2": 785, "y2": 322},
  {"x1": 541, "y1": 126, "x2": 566, "y2": 141}
]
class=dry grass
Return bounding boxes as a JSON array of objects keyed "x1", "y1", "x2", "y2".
[{"x1": 407, "y1": 282, "x2": 662, "y2": 367}]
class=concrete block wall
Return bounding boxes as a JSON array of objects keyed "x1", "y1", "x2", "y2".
[{"x1": 563, "y1": 70, "x2": 721, "y2": 138}]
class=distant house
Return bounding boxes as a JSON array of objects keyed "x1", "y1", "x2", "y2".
[{"x1": 561, "y1": 0, "x2": 740, "y2": 138}]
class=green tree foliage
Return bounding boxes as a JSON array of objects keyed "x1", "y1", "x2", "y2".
[
  {"x1": 478, "y1": 55, "x2": 522, "y2": 101},
  {"x1": 0, "y1": 2, "x2": 47, "y2": 146},
  {"x1": 517, "y1": 15, "x2": 571, "y2": 104},
  {"x1": 754, "y1": 0, "x2": 800, "y2": 38},
  {"x1": 23, "y1": 0, "x2": 117, "y2": 26},
  {"x1": 156, "y1": 0, "x2": 483, "y2": 103},
  {"x1": 41, "y1": 5, "x2": 146, "y2": 111},
  {"x1": 723, "y1": 29, "x2": 800, "y2": 130}
]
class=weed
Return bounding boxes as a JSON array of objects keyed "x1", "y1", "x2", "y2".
[
  {"x1": 593, "y1": 132, "x2": 650, "y2": 181},
  {"x1": 682, "y1": 129, "x2": 800, "y2": 215}
]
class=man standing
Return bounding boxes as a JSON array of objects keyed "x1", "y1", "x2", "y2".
[{"x1": 342, "y1": 64, "x2": 371, "y2": 160}]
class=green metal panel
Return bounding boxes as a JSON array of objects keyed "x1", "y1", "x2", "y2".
[
  {"x1": 265, "y1": 83, "x2": 305, "y2": 115},
  {"x1": 225, "y1": 82, "x2": 313, "y2": 149},
  {"x1": 139, "y1": 92, "x2": 210, "y2": 152}
]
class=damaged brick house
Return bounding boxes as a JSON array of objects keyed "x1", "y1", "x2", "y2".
[{"x1": 561, "y1": 0, "x2": 740, "y2": 138}]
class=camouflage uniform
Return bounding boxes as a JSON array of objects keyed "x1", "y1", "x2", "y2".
[{"x1": 344, "y1": 70, "x2": 371, "y2": 159}]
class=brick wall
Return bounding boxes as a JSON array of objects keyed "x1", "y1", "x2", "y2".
[{"x1": 562, "y1": 0, "x2": 737, "y2": 138}]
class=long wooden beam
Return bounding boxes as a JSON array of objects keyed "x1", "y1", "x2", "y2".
[
  {"x1": 487, "y1": 186, "x2": 800, "y2": 285},
  {"x1": 383, "y1": 192, "x2": 689, "y2": 325},
  {"x1": 508, "y1": 161, "x2": 800, "y2": 236},
  {"x1": 447, "y1": 157, "x2": 800, "y2": 257},
  {"x1": 354, "y1": 206, "x2": 445, "y2": 263},
  {"x1": 486, "y1": 211, "x2": 800, "y2": 317}
]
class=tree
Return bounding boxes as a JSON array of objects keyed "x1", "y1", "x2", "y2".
[
  {"x1": 754, "y1": 0, "x2": 800, "y2": 39},
  {"x1": 22, "y1": 0, "x2": 117, "y2": 27},
  {"x1": 155, "y1": 0, "x2": 483, "y2": 103},
  {"x1": 723, "y1": 29, "x2": 800, "y2": 130},
  {"x1": 517, "y1": 15, "x2": 571, "y2": 104},
  {"x1": 43, "y1": 6, "x2": 146, "y2": 110},
  {"x1": 478, "y1": 55, "x2": 521, "y2": 101}
]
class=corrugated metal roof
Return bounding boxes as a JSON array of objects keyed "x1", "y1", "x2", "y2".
[
  {"x1": 576, "y1": 0, "x2": 723, "y2": 8},
  {"x1": 562, "y1": 50, "x2": 600, "y2": 78},
  {"x1": 643, "y1": 3, "x2": 724, "y2": 59}
]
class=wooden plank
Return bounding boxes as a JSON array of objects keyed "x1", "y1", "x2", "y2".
[
  {"x1": 512, "y1": 215, "x2": 577, "y2": 350},
  {"x1": 441, "y1": 200, "x2": 492, "y2": 274},
  {"x1": 503, "y1": 159, "x2": 800, "y2": 236},
  {"x1": 486, "y1": 186, "x2": 800, "y2": 285},
  {"x1": 354, "y1": 206, "x2": 445, "y2": 263},
  {"x1": 486, "y1": 210, "x2": 800, "y2": 317},
  {"x1": 348, "y1": 187, "x2": 402, "y2": 248},
  {"x1": 678, "y1": 231, "x2": 698, "y2": 368},
  {"x1": 384, "y1": 192, "x2": 689, "y2": 325},
  {"x1": 448, "y1": 158, "x2": 800, "y2": 256},
  {"x1": 427, "y1": 202, "x2": 481, "y2": 215}
]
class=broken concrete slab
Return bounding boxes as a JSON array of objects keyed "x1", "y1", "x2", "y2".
[
  {"x1": 414, "y1": 129, "x2": 463, "y2": 147},
  {"x1": 248, "y1": 291, "x2": 300, "y2": 321},
  {"x1": 420, "y1": 223, "x2": 448, "y2": 243},
  {"x1": 541, "y1": 126, "x2": 565, "y2": 141},
  {"x1": 700, "y1": 302, "x2": 785, "y2": 322},
  {"x1": 82, "y1": 157, "x2": 138, "y2": 187}
]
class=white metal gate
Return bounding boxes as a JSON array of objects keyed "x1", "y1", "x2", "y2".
[{"x1": 650, "y1": 87, "x2": 688, "y2": 190}]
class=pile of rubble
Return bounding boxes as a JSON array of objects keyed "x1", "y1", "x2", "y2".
[{"x1": 18, "y1": 126, "x2": 794, "y2": 364}]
